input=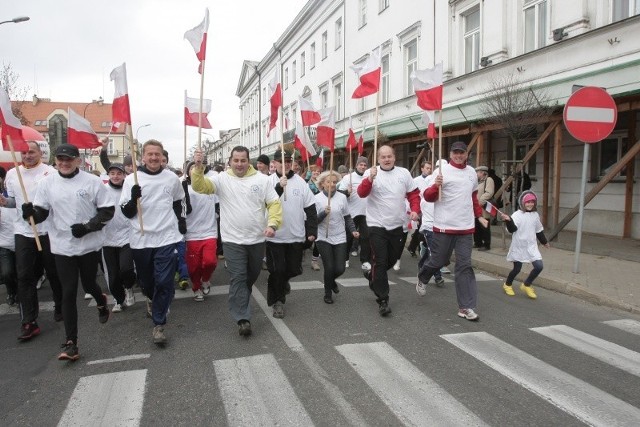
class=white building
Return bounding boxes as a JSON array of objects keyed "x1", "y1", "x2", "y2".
[{"x1": 236, "y1": 0, "x2": 640, "y2": 239}]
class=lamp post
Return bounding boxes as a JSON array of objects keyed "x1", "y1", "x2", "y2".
[
  {"x1": 80, "y1": 97, "x2": 104, "y2": 171},
  {"x1": 135, "y1": 123, "x2": 151, "y2": 141},
  {"x1": 0, "y1": 16, "x2": 30, "y2": 26}
]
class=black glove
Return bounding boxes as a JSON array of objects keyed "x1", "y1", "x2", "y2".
[
  {"x1": 71, "y1": 223, "x2": 90, "y2": 238},
  {"x1": 131, "y1": 185, "x2": 142, "y2": 200},
  {"x1": 21, "y1": 203, "x2": 35, "y2": 220},
  {"x1": 178, "y1": 218, "x2": 187, "y2": 235}
]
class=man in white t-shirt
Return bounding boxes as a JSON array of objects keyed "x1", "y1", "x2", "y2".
[
  {"x1": 1, "y1": 141, "x2": 63, "y2": 341},
  {"x1": 120, "y1": 140, "x2": 186, "y2": 345},
  {"x1": 357, "y1": 145, "x2": 421, "y2": 316},
  {"x1": 266, "y1": 149, "x2": 317, "y2": 319},
  {"x1": 191, "y1": 146, "x2": 282, "y2": 337},
  {"x1": 338, "y1": 156, "x2": 370, "y2": 268}
]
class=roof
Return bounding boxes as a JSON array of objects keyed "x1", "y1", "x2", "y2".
[{"x1": 11, "y1": 97, "x2": 125, "y2": 135}]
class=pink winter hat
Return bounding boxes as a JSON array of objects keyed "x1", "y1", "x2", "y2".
[{"x1": 522, "y1": 193, "x2": 537, "y2": 204}]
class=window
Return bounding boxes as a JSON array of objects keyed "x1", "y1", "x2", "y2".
[
  {"x1": 300, "y1": 52, "x2": 306, "y2": 77},
  {"x1": 334, "y1": 83, "x2": 342, "y2": 120},
  {"x1": 464, "y1": 7, "x2": 481, "y2": 73},
  {"x1": 284, "y1": 67, "x2": 289, "y2": 89},
  {"x1": 292, "y1": 104, "x2": 297, "y2": 125},
  {"x1": 335, "y1": 18, "x2": 342, "y2": 49},
  {"x1": 322, "y1": 32, "x2": 328, "y2": 59},
  {"x1": 404, "y1": 39, "x2": 418, "y2": 96},
  {"x1": 613, "y1": 0, "x2": 640, "y2": 22},
  {"x1": 515, "y1": 142, "x2": 537, "y2": 177},
  {"x1": 595, "y1": 134, "x2": 628, "y2": 178},
  {"x1": 379, "y1": 0, "x2": 389, "y2": 12},
  {"x1": 381, "y1": 54, "x2": 390, "y2": 104},
  {"x1": 292, "y1": 61, "x2": 297, "y2": 83},
  {"x1": 319, "y1": 84, "x2": 328, "y2": 109},
  {"x1": 263, "y1": 87, "x2": 266, "y2": 104},
  {"x1": 524, "y1": 0, "x2": 547, "y2": 53},
  {"x1": 107, "y1": 138, "x2": 117, "y2": 155},
  {"x1": 359, "y1": 0, "x2": 367, "y2": 28},
  {"x1": 310, "y1": 43, "x2": 316, "y2": 68}
]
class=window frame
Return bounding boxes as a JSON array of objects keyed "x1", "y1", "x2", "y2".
[
  {"x1": 322, "y1": 31, "x2": 328, "y2": 60},
  {"x1": 359, "y1": 0, "x2": 367, "y2": 28},
  {"x1": 381, "y1": 53, "x2": 390, "y2": 104},
  {"x1": 612, "y1": 0, "x2": 640, "y2": 22},
  {"x1": 463, "y1": 6, "x2": 481, "y2": 73},
  {"x1": 310, "y1": 43, "x2": 316, "y2": 69},
  {"x1": 592, "y1": 132, "x2": 629, "y2": 180},
  {"x1": 284, "y1": 67, "x2": 289, "y2": 89},
  {"x1": 524, "y1": 0, "x2": 548, "y2": 53},
  {"x1": 300, "y1": 52, "x2": 306, "y2": 77},
  {"x1": 292, "y1": 60, "x2": 297, "y2": 84},
  {"x1": 335, "y1": 18, "x2": 343, "y2": 50},
  {"x1": 379, "y1": 0, "x2": 390, "y2": 13},
  {"x1": 404, "y1": 38, "x2": 418, "y2": 96}
]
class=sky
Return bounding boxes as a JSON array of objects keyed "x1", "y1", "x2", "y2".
[{"x1": 1, "y1": 0, "x2": 306, "y2": 167}]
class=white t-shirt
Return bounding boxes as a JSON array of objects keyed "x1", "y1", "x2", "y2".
[
  {"x1": 506, "y1": 210, "x2": 544, "y2": 263},
  {"x1": 338, "y1": 171, "x2": 367, "y2": 217},
  {"x1": 103, "y1": 183, "x2": 131, "y2": 248},
  {"x1": 120, "y1": 169, "x2": 184, "y2": 249},
  {"x1": 362, "y1": 166, "x2": 417, "y2": 230},
  {"x1": 418, "y1": 174, "x2": 435, "y2": 232},
  {"x1": 5, "y1": 162, "x2": 56, "y2": 237},
  {"x1": 209, "y1": 170, "x2": 279, "y2": 245},
  {"x1": 267, "y1": 173, "x2": 315, "y2": 243},
  {"x1": 0, "y1": 207, "x2": 16, "y2": 250},
  {"x1": 186, "y1": 185, "x2": 218, "y2": 241},
  {"x1": 432, "y1": 163, "x2": 477, "y2": 232},
  {"x1": 315, "y1": 191, "x2": 350, "y2": 245},
  {"x1": 33, "y1": 171, "x2": 113, "y2": 256}
]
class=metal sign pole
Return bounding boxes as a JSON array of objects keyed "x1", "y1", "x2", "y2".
[{"x1": 572, "y1": 144, "x2": 589, "y2": 273}]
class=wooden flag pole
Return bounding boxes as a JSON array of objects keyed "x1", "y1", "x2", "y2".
[
  {"x1": 6, "y1": 136, "x2": 42, "y2": 251},
  {"x1": 127, "y1": 123, "x2": 144, "y2": 234},
  {"x1": 326, "y1": 150, "x2": 335, "y2": 237},
  {"x1": 197, "y1": 60, "x2": 206, "y2": 150},
  {"x1": 438, "y1": 110, "x2": 443, "y2": 201},
  {"x1": 373, "y1": 89, "x2": 380, "y2": 163},
  {"x1": 349, "y1": 145, "x2": 353, "y2": 189},
  {"x1": 183, "y1": 90, "x2": 188, "y2": 165}
]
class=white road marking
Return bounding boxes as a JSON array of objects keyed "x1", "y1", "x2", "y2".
[
  {"x1": 0, "y1": 301, "x2": 54, "y2": 316},
  {"x1": 336, "y1": 277, "x2": 396, "y2": 287},
  {"x1": 58, "y1": 369, "x2": 147, "y2": 427},
  {"x1": 442, "y1": 331, "x2": 640, "y2": 426},
  {"x1": 603, "y1": 319, "x2": 640, "y2": 336},
  {"x1": 86, "y1": 354, "x2": 151, "y2": 366}
]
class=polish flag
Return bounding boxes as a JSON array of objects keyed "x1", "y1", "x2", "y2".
[
  {"x1": 268, "y1": 67, "x2": 282, "y2": 136},
  {"x1": 315, "y1": 107, "x2": 335, "y2": 151},
  {"x1": 67, "y1": 108, "x2": 101, "y2": 148},
  {"x1": 315, "y1": 148, "x2": 325, "y2": 169},
  {"x1": 299, "y1": 97, "x2": 321, "y2": 126},
  {"x1": 422, "y1": 110, "x2": 437, "y2": 139},
  {"x1": 0, "y1": 86, "x2": 28, "y2": 151},
  {"x1": 294, "y1": 120, "x2": 316, "y2": 162},
  {"x1": 351, "y1": 47, "x2": 381, "y2": 99},
  {"x1": 346, "y1": 128, "x2": 357, "y2": 151},
  {"x1": 110, "y1": 63, "x2": 131, "y2": 125},
  {"x1": 110, "y1": 122, "x2": 122, "y2": 132},
  {"x1": 411, "y1": 62, "x2": 443, "y2": 111},
  {"x1": 184, "y1": 8, "x2": 209, "y2": 74},
  {"x1": 184, "y1": 93, "x2": 212, "y2": 129},
  {"x1": 357, "y1": 126, "x2": 365, "y2": 155},
  {"x1": 485, "y1": 201, "x2": 499, "y2": 217}
]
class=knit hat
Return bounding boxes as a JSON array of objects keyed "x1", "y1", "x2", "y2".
[
  {"x1": 356, "y1": 156, "x2": 368, "y2": 166},
  {"x1": 522, "y1": 193, "x2": 537, "y2": 204},
  {"x1": 337, "y1": 165, "x2": 349, "y2": 174},
  {"x1": 256, "y1": 154, "x2": 270, "y2": 166},
  {"x1": 475, "y1": 165, "x2": 488, "y2": 172}
]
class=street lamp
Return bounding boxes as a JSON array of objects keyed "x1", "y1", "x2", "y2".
[
  {"x1": 0, "y1": 16, "x2": 30, "y2": 25},
  {"x1": 83, "y1": 97, "x2": 103, "y2": 117},
  {"x1": 135, "y1": 123, "x2": 151, "y2": 141}
]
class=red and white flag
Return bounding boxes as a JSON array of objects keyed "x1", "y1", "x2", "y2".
[
  {"x1": 421, "y1": 110, "x2": 437, "y2": 139},
  {"x1": 315, "y1": 107, "x2": 335, "y2": 151},
  {"x1": 346, "y1": 123, "x2": 357, "y2": 151},
  {"x1": 315, "y1": 148, "x2": 325, "y2": 169},
  {"x1": 67, "y1": 108, "x2": 101, "y2": 149},
  {"x1": 0, "y1": 86, "x2": 28, "y2": 151},
  {"x1": 299, "y1": 96, "x2": 321, "y2": 126},
  {"x1": 357, "y1": 124, "x2": 365, "y2": 155},
  {"x1": 294, "y1": 120, "x2": 316, "y2": 162},
  {"x1": 184, "y1": 93, "x2": 212, "y2": 129},
  {"x1": 411, "y1": 62, "x2": 443, "y2": 111},
  {"x1": 485, "y1": 201, "x2": 499, "y2": 217},
  {"x1": 184, "y1": 8, "x2": 209, "y2": 74},
  {"x1": 110, "y1": 122, "x2": 122, "y2": 133},
  {"x1": 351, "y1": 47, "x2": 381, "y2": 99},
  {"x1": 268, "y1": 67, "x2": 282, "y2": 136},
  {"x1": 110, "y1": 63, "x2": 131, "y2": 125}
]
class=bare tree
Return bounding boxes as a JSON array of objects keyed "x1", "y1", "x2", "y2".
[
  {"x1": 187, "y1": 137, "x2": 217, "y2": 165},
  {"x1": 0, "y1": 62, "x2": 30, "y2": 125}
]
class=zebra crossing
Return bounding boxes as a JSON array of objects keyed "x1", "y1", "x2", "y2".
[{"x1": 57, "y1": 318, "x2": 640, "y2": 426}]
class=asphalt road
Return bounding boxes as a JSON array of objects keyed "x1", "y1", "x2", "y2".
[{"x1": 1, "y1": 249, "x2": 639, "y2": 426}]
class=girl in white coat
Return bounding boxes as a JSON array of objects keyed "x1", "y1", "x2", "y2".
[{"x1": 500, "y1": 191, "x2": 549, "y2": 299}]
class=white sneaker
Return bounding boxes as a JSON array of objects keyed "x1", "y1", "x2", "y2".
[
  {"x1": 202, "y1": 281, "x2": 211, "y2": 295},
  {"x1": 311, "y1": 260, "x2": 320, "y2": 271},
  {"x1": 393, "y1": 260, "x2": 401, "y2": 271},
  {"x1": 345, "y1": 260, "x2": 350, "y2": 268},
  {"x1": 124, "y1": 289, "x2": 136, "y2": 307},
  {"x1": 112, "y1": 303, "x2": 123, "y2": 313},
  {"x1": 416, "y1": 279, "x2": 427, "y2": 296},
  {"x1": 350, "y1": 250, "x2": 358, "y2": 257},
  {"x1": 361, "y1": 262, "x2": 371, "y2": 272},
  {"x1": 84, "y1": 293, "x2": 92, "y2": 300},
  {"x1": 441, "y1": 266, "x2": 451, "y2": 274},
  {"x1": 457, "y1": 308, "x2": 479, "y2": 321},
  {"x1": 194, "y1": 289, "x2": 204, "y2": 302},
  {"x1": 36, "y1": 275, "x2": 46, "y2": 290}
]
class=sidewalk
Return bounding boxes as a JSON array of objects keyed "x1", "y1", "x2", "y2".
[{"x1": 470, "y1": 228, "x2": 640, "y2": 315}]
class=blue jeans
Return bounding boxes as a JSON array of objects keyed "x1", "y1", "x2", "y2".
[
  {"x1": 175, "y1": 240, "x2": 189, "y2": 280},
  {"x1": 132, "y1": 244, "x2": 177, "y2": 326},
  {"x1": 418, "y1": 230, "x2": 442, "y2": 281},
  {"x1": 315, "y1": 241, "x2": 347, "y2": 294},
  {"x1": 224, "y1": 242, "x2": 264, "y2": 323}
]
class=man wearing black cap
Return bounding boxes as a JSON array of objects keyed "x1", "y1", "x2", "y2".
[
  {"x1": 23, "y1": 143, "x2": 115, "y2": 360},
  {"x1": 256, "y1": 154, "x2": 270, "y2": 175},
  {"x1": 338, "y1": 155, "x2": 370, "y2": 269},
  {"x1": 416, "y1": 141, "x2": 487, "y2": 321},
  {"x1": 265, "y1": 148, "x2": 317, "y2": 318}
]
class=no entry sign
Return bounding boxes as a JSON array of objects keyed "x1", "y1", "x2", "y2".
[{"x1": 563, "y1": 86, "x2": 617, "y2": 143}]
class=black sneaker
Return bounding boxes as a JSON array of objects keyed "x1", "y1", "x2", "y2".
[
  {"x1": 97, "y1": 293, "x2": 110, "y2": 324},
  {"x1": 6, "y1": 294, "x2": 17, "y2": 306},
  {"x1": 238, "y1": 320, "x2": 252, "y2": 336},
  {"x1": 54, "y1": 310, "x2": 63, "y2": 322},
  {"x1": 18, "y1": 322, "x2": 41, "y2": 341},
  {"x1": 378, "y1": 301, "x2": 392, "y2": 317},
  {"x1": 324, "y1": 293, "x2": 333, "y2": 304},
  {"x1": 332, "y1": 284, "x2": 340, "y2": 294},
  {"x1": 58, "y1": 340, "x2": 80, "y2": 361}
]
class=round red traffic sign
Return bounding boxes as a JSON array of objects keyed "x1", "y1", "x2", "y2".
[{"x1": 563, "y1": 87, "x2": 617, "y2": 144}]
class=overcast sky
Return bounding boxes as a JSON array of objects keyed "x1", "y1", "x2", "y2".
[{"x1": 1, "y1": 0, "x2": 305, "y2": 166}]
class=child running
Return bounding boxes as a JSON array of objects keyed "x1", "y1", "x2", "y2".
[{"x1": 500, "y1": 190, "x2": 549, "y2": 299}]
